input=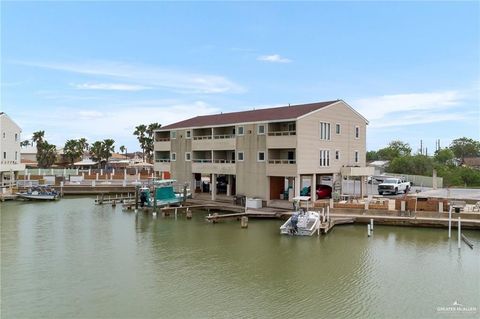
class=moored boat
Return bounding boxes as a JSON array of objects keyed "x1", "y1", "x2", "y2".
[
  {"x1": 280, "y1": 196, "x2": 320, "y2": 236},
  {"x1": 16, "y1": 185, "x2": 59, "y2": 201}
]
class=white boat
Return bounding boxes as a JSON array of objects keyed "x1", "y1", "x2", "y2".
[
  {"x1": 280, "y1": 196, "x2": 320, "y2": 236},
  {"x1": 16, "y1": 185, "x2": 59, "y2": 201}
]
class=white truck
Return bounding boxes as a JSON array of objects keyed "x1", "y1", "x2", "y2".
[{"x1": 377, "y1": 178, "x2": 411, "y2": 195}]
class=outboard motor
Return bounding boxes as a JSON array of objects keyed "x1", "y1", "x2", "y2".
[{"x1": 140, "y1": 190, "x2": 148, "y2": 207}]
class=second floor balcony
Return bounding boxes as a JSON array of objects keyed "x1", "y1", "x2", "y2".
[
  {"x1": 267, "y1": 121, "x2": 296, "y2": 148},
  {"x1": 266, "y1": 149, "x2": 297, "y2": 177},
  {"x1": 191, "y1": 150, "x2": 236, "y2": 174},
  {"x1": 192, "y1": 126, "x2": 236, "y2": 150}
]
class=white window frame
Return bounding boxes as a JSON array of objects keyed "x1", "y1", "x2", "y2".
[
  {"x1": 237, "y1": 126, "x2": 245, "y2": 136},
  {"x1": 257, "y1": 151, "x2": 265, "y2": 162},
  {"x1": 237, "y1": 151, "x2": 244, "y2": 161},
  {"x1": 170, "y1": 131, "x2": 177, "y2": 139},
  {"x1": 335, "y1": 150, "x2": 340, "y2": 160},
  {"x1": 354, "y1": 150, "x2": 359, "y2": 163},
  {"x1": 185, "y1": 152, "x2": 191, "y2": 161},
  {"x1": 355, "y1": 126, "x2": 360, "y2": 139},
  {"x1": 171, "y1": 152, "x2": 177, "y2": 161},
  {"x1": 319, "y1": 122, "x2": 331, "y2": 140},
  {"x1": 319, "y1": 149, "x2": 330, "y2": 167},
  {"x1": 335, "y1": 123, "x2": 341, "y2": 135},
  {"x1": 257, "y1": 124, "x2": 266, "y2": 135},
  {"x1": 185, "y1": 130, "x2": 191, "y2": 139}
]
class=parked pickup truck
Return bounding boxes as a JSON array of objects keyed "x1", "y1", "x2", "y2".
[{"x1": 378, "y1": 178, "x2": 412, "y2": 195}]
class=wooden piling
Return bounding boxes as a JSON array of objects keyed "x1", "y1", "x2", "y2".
[
  {"x1": 241, "y1": 216, "x2": 248, "y2": 228},
  {"x1": 186, "y1": 208, "x2": 192, "y2": 219}
]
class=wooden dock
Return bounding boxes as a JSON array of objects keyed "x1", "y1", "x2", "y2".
[{"x1": 0, "y1": 193, "x2": 18, "y2": 202}]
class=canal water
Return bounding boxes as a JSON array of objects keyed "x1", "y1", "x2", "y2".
[{"x1": 1, "y1": 197, "x2": 479, "y2": 318}]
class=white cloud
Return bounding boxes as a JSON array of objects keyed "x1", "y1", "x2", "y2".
[
  {"x1": 72, "y1": 83, "x2": 151, "y2": 91},
  {"x1": 17, "y1": 61, "x2": 245, "y2": 94},
  {"x1": 77, "y1": 110, "x2": 105, "y2": 120},
  {"x1": 257, "y1": 54, "x2": 292, "y2": 63},
  {"x1": 353, "y1": 90, "x2": 466, "y2": 127}
]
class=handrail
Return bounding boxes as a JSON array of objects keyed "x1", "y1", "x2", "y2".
[
  {"x1": 267, "y1": 131, "x2": 296, "y2": 136},
  {"x1": 192, "y1": 159, "x2": 213, "y2": 163},
  {"x1": 155, "y1": 159, "x2": 171, "y2": 163},
  {"x1": 155, "y1": 137, "x2": 170, "y2": 142},
  {"x1": 268, "y1": 159, "x2": 296, "y2": 164},
  {"x1": 193, "y1": 135, "x2": 213, "y2": 140},
  {"x1": 212, "y1": 159, "x2": 236, "y2": 164},
  {"x1": 213, "y1": 134, "x2": 235, "y2": 139}
]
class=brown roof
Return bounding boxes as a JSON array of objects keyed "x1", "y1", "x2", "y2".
[
  {"x1": 463, "y1": 157, "x2": 480, "y2": 167},
  {"x1": 161, "y1": 100, "x2": 340, "y2": 130}
]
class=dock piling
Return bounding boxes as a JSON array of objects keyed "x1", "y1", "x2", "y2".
[
  {"x1": 241, "y1": 216, "x2": 248, "y2": 228},
  {"x1": 367, "y1": 224, "x2": 371, "y2": 237},
  {"x1": 370, "y1": 219, "x2": 374, "y2": 231},
  {"x1": 186, "y1": 207, "x2": 192, "y2": 219},
  {"x1": 448, "y1": 206, "x2": 452, "y2": 238},
  {"x1": 458, "y1": 217, "x2": 461, "y2": 249}
]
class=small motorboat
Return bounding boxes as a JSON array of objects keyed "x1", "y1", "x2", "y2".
[
  {"x1": 16, "y1": 185, "x2": 59, "y2": 201},
  {"x1": 280, "y1": 196, "x2": 320, "y2": 236}
]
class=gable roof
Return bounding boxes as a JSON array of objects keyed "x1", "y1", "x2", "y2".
[
  {"x1": 0, "y1": 112, "x2": 22, "y2": 132},
  {"x1": 160, "y1": 100, "x2": 350, "y2": 130}
]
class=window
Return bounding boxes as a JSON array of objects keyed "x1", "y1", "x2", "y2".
[
  {"x1": 319, "y1": 150, "x2": 330, "y2": 167},
  {"x1": 335, "y1": 150, "x2": 340, "y2": 160},
  {"x1": 237, "y1": 151, "x2": 244, "y2": 161},
  {"x1": 171, "y1": 152, "x2": 177, "y2": 161},
  {"x1": 355, "y1": 126, "x2": 359, "y2": 139},
  {"x1": 355, "y1": 151, "x2": 359, "y2": 163},
  {"x1": 2, "y1": 132, "x2": 4, "y2": 138},
  {"x1": 336, "y1": 124, "x2": 341, "y2": 134},
  {"x1": 185, "y1": 152, "x2": 191, "y2": 161},
  {"x1": 186, "y1": 130, "x2": 191, "y2": 139},
  {"x1": 319, "y1": 122, "x2": 331, "y2": 140},
  {"x1": 171, "y1": 131, "x2": 177, "y2": 139},
  {"x1": 237, "y1": 126, "x2": 244, "y2": 136},
  {"x1": 257, "y1": 124, "x2": 265, "y2": 135},
  {"x1": 258, "y1": 151, "x2": 265, "y2": 162},
  {"x1": 15, "y1": 133, "x2": 18, "y2": 141},
  {"x1": 15, "y1": 151, "x2": 17, "y2": 161},
  {"x1": 3, "y1": 152, "x2": 6, "y2": 159}
]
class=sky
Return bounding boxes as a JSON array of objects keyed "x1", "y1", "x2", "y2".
[{"x1": 1, "y1": 1, "x2": 479, "y2": 153}]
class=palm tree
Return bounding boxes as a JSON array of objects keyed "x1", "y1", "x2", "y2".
[
  {"x1": 145, "y1": 123, "x2": 162, "y2": 162},
  {"x1": 133, "y1": 124, "x2": 147, "y2": 161},
  {"x1": 20, "y1": 140, "x2": 31, "y2": 147},
  {"x1": 102, "y1": 139, "x2": 115, "y2": 167},
  {"x1": 32, "y1": 130, "x2": 45, "y2": 147},
  {"x1": 89, "y1": 141, "x2": 103, "y2": 168},
  {"x1": 119, "y1": 145, "x2": 126, "y2": 159},
  {"x1": 37, "y1": 141, "x2": 57, "y2": 168},
  {"x1": 64, "y1": 139, "x2": 83, "y2": 167}
]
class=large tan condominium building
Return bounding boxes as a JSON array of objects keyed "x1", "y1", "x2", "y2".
[
  {"x1": 153, "y1": 100, "x2": 369, "y2": 202},
  {"x1": 0, "y1": 112, "x2": 25, "y2": 187}
]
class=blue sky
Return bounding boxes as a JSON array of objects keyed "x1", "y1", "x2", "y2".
[{"x1": 1, "y1": 1, "x2": 479, "y2": 153}]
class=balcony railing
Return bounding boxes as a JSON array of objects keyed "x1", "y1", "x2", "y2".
[
  {"x1": 155, "y1": 159, "x2": 171, "y2": 163},
  {"x1": 192, "y1": 159, "x2": 212, "y2": 163},
  {"x1": 212, "y1": 159, "x2": 235, "y2": 164},
  {"x1": 268, "y1": 159, "x2": 296, "y2": 164},
  {"x1": 213, "y1": 134, "x2": 235, "y2": 139},
  {"x1": 193, "y1": 135, "x2": 212, "y2": 140},
  {"x1": 1, "y1": 160, "x2": 20, "y2": 165},
  {"x1": 155, "y1": 137, "x2": 170, "y2": 142},
  {"x1": 267, "y1": 130, "x2": 296, "y2": 136}
]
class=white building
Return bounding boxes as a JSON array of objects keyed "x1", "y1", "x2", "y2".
[{"x1": 0, "y1": 112, "x2": 26, "y2": 186}]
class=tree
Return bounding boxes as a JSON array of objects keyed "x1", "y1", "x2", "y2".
[
  {"x1": 32, "y1": 130, "x2": 45, "y2": 146},
  {"x1": 20, "y1": 140, "x2": 31, "y2": 147},
  {"x1": 37, "y1": 141, "x2": 57, "y2": 168},
  {"x1": 119, "y1": 145, "x2": 126, "y2": 159},
  {"x1": 133, "y1": 124, "x2": 147, "y2": 161},
  {"x1": 434, "y1": 148, "x2": 455, "y2": 165},
  {"x1": 102, "y1": 139, "x2": 115, "y2": 165},
  {"x1": 377, "y1": 140, "x2": 411, "y2": 160},
  {"x1": 78, "y1": 138, "x2": 89, "y2": 153},
  {"x1": 449, "y1": 137, "x2": 480, "y2": 164},
  {"x1": 64, "y1": 139, "x2": 84, "y2": 166},
  {"x1": 387, "y1": 155, "x2": 433, "y2": 176},
  {"x1": 145, "y1": 123, "x2": 161, "y2": 162},
  {"x1": 89, "y1": 141, "x2": 103, "y2": 168},
  {"x1": 366, "y1": 150, "x2": 379, "y2": 162}
]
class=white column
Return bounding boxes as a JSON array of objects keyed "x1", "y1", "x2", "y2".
[
  {"x1": 312, "y1": 174, "x2": 317, "y2": 201},
  {"x1": 226, "y1": 175, "x2": 232, "y2": 197},
  {"x1": 124, "y1": 169, "x2": 127, "y2": 180},
  {"x1": 295, "y1": 175, "x2": 301, "y2": 198},
  {"x1": 96, "y1": 173, "x2": 99, "y2": 181},
  {"x1": 432, "y1": 169, "x2": 438, "y2": 189},
  {"x1": 211, "y1": 173, "x2": 217, "y2": 201},
  {"x1": 112, "y1": 168, "x2": 115, "y2": 176},
  {"x1": 100, "y1": 169, "x2": 103, "y2": 176}
]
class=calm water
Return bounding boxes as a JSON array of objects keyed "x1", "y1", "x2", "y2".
[{"x1": 1, "y1": 197, "x2": 479, "y2": 319}]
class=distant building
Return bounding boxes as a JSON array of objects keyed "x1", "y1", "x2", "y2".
[
  {"x1": 0, "y1": 113, "x2": 26, "y2": 186},
  {"x1": 153, "y1": 100, "x2": 372, "y2": 202},
  {"x1": 463, "y1": 157, "x2": 480, "y2": 169}
]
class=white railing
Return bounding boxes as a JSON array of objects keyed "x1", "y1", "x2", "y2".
[
  {"x1": 213, "y1": 134, "x2": 235, "y2": 139},
  {"x1": 268, "y1": 159, "x2": 296, "y2": 164},
  {"x1": 155, "y1": 159, "x2": 171, "y2": 163},
  {"x1": 1, "y1": 160, "x2": 20, "y2": 165},
  {"x1": 192, "y1": 159, "x2": 213, "y2": 163},
  {"x1": 155, "y1": 137, "x2": 170, "y2": 142},
  {"x1": 212, "y1": 159, "x2": 235, "y2": 164},
  {"x1": 267, "y1": 130, "x2": 296, "y2": 136},
  {"x1": 193, "y1": 135, "x2": 213, "y2": 140},
  {"x1": 25, "y1": 168, "x2": 79, "y2": 175}
]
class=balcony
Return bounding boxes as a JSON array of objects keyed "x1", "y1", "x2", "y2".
[
  {"x1": 192, "y1": 134, "x2": 235, "y2": 150},
  {"x1": 154, "y1": 139, "x2": 171, "y2": 151},
  {"x1": 191, "y1": 159, "x2": 236, "y2": 175},
  {"x1": 154, "y1": 159, "x2": 171, "y2": 172},
  {"x1": 267, "y1": 121, "x2": 296, "y2": 148},
  {"x1": 266, "y1": 149, "x2": 297, "y2": 176}
]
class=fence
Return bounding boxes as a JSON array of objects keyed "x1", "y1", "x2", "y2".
[{"x1": 388, "y1": 173, "x2": 443, "y2": 188}]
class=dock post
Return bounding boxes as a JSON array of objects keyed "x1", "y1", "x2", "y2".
[
  {"x1": 153, "y1": 187, "x2": 157, "y2": 214},
  {"x1": 322, "y1": 208, "x2": 325, "y2": 223},
  {"x1": 175, "y1": 207, "x2": 178, "y2": 220},
  {"x1": 241, "y1": 216, "x2": 248, "y2": 228},
  {"x1": 112, "y1": 200, "x2": 116, "y2": 207},
  {"x1": 370, "y1": 218, "x2": 374, "y2": 231},
  {"x1": 327, "y1": 206, "x2": 330, "y2": 222},
  {"x1": 367, "y1": 224, "x2": 371, "y2": 237},
  {"x1": 448, "y1": 206, "x2": 452, "y2": 238},
  {"x1": 186, "y1": 207, "x2": 192, "y2": 219},
  {"x1": 135, "y1": 186, "x2": 139, "y2": 211},
  {"x1": 458, "y1": 217, "x2": 461, "y2": 249}
]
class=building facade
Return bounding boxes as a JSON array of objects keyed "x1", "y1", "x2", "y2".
[
  {"x1": 0, "y1": 113, "x2": 26, "y2": 186},
  {"x1": 153, "y1": 100, "x2": 369, "y2": 202}
]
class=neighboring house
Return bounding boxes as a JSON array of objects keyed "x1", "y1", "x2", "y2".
[
  {"x1": 20, "y1": 145, "x2": 37, "y2": 164},
  {"x1": 153, "y1": 100, "x2": 371, "y2": 202},
  {"x1": 368, "y1": 160, "x2": 389, "y2": 175},
  {"x1": 463, "y1": 157, "x2": 480, "y2": 169},
  {"x1": 0, "y1": 113, "x2": 26, "y2": 186}
]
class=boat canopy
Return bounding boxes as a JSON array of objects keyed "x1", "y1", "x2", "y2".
[{"x1": 292, "y1": 196, "x2": 311, "y2": 202}]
